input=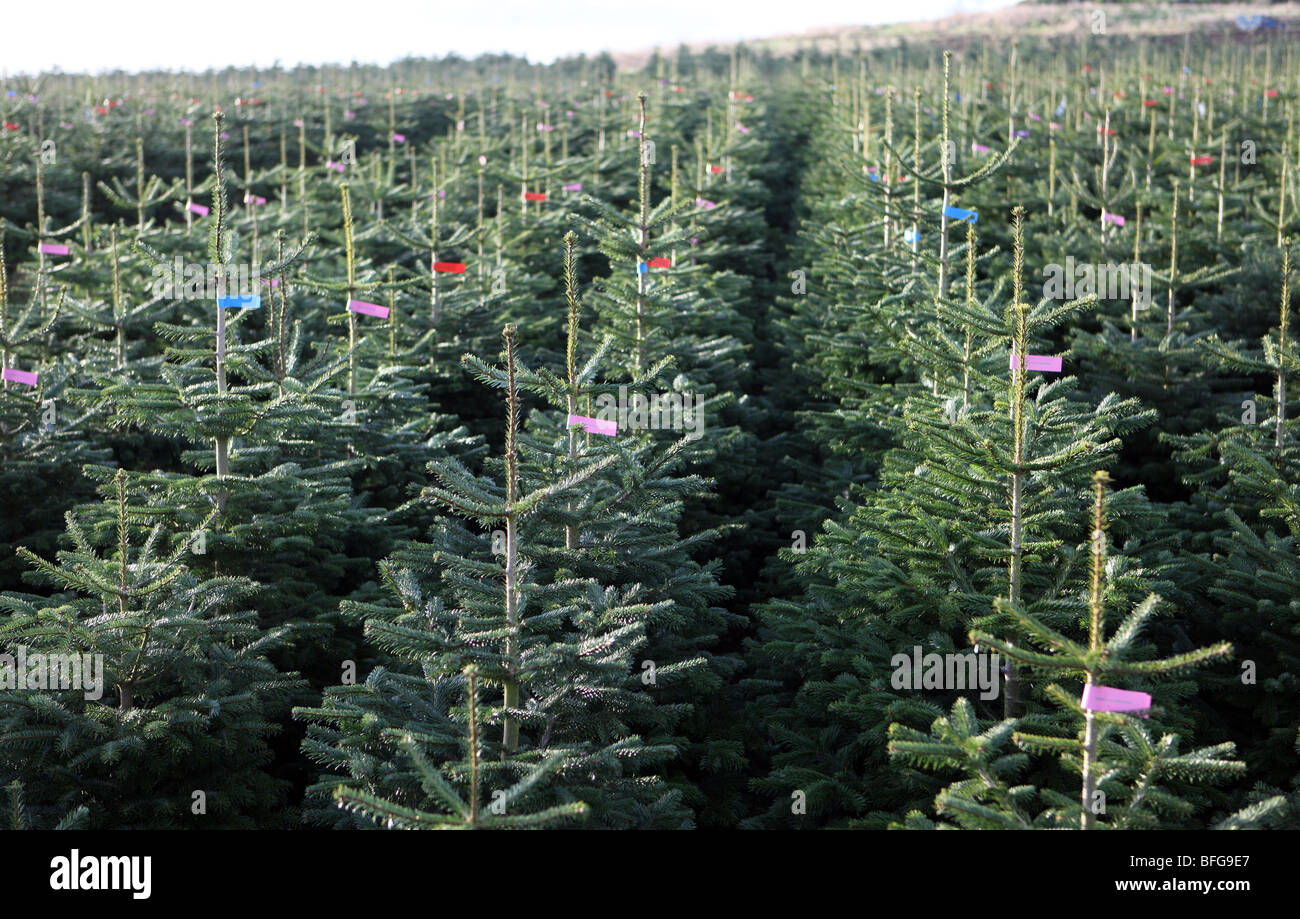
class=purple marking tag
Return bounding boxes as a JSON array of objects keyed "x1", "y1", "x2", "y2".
[
  {"x1": 348, "y1": 299, "x2": 390, "y2": 318},
  {"x1": 1010, "y1": 353, "x2": 1062, "y2": 373},
  {"x1": 1, "y1": 368, "x2": 38, "y2": 386},
  {"x1": 1082, "y1": 683, "x2": 1151, "y2": 718},
  {"x1": 38, "y1": 243, "x2": 69, "y2": 256},
  {"x1": 567, "y1": 413, "x2": 616, "y2": 436}
]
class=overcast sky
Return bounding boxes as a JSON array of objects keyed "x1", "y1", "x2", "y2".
[{"x1": 3, "y1": 0, "x2": 1021, "y2": 75}]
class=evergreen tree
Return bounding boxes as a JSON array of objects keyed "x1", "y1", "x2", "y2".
[{"x1": 0, "y1": 469, "x2": 301, "y2": 828}]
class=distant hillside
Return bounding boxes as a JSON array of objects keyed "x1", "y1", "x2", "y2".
[{"x1": 611, "y1": 2, "x2": 1297, "y2": 69}]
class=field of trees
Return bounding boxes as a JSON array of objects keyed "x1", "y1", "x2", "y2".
[{"x1": 1, "y1": 14, "x2": 1298, "y2": 831}]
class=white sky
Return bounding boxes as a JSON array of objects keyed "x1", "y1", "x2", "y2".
[{"x1": 2, "y1": 0, "x2": 1020, "y2": 75}]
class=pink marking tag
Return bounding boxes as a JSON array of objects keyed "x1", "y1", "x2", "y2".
[
  {"x1": 189, "y1": 202, "x2": 210, "y2": 216},
  {"x1": 244, "y1": 193, "x2": 267, "y2": 205},
  {"x1": 1102, "y1": 212, "x2": 1126, "y2": 227},
  {"x1": 736, "y1": 123, "x2": 750, "y2": 134},
  {"x1": 696, "y1": 198, "x2": 716, "y2": 209},
  {"x1": 348, "y1": 299, "x2": 390, "y2": 318},
  {"x1": 1009, "y1": 353, "x2": 1062, "y2": 373},
  {"x1": 326, "y1": 160, "x2": 345, "y2": 173},
  {"x1": 1028, "y1": 112, "x2": 1042, "y2": 121},
  {"x1": 38, "y1": 243, "x2": 69, "y2": 256},
  {"x1": 562, "y1": 183, "x2": 583, "y2": 192},
  {"x1": 1082, "y1": 683, "x2": 1151, "y2": 718},
  {"x1": 971, "y1": 142, "x2": 990, "y2": 154},
  {"x1": 2, "y1": 368, "x2": 38, "y2": 386},
  {"x1": 392, "y1": 133, "x2": 406, "y2": 143},
  {"x1": 567, "y1": 413, "x2": 616, "y2": 436}
]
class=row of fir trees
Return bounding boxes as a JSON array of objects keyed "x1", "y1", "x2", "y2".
[{"x1": 0, "y1": 29, "x2": 1298, "y2": 829}]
